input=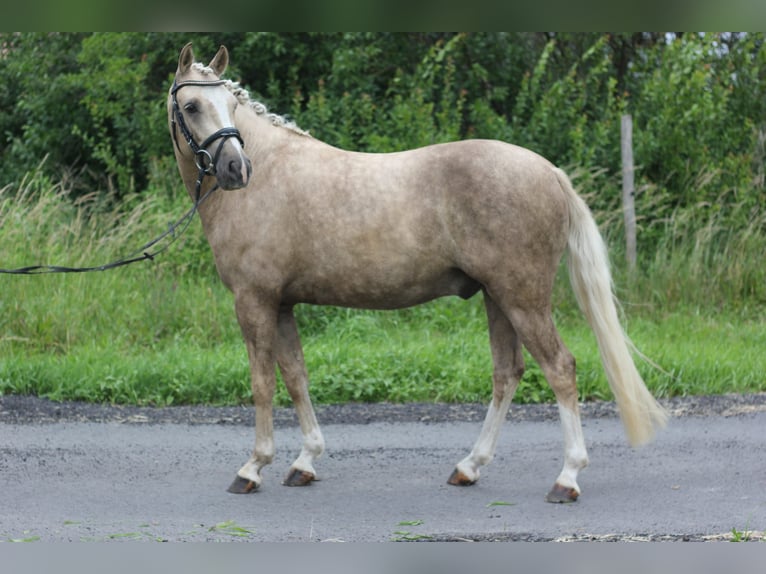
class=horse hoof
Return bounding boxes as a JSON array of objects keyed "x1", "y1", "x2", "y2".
[
  {"x1": 545, "y1": 483, "x2": 579, "y2": 503},
  {"x1": 227, "y1": 475, "x2": 259, "y2": 494},
  {"x1": 447, "y1": 468, "x2": 476, "y2": 486},
  {"x1": 283, "y1": 468, "x2": 316, "y2": 487}
]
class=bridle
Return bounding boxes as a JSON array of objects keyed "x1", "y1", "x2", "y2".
[{"x1": 170, "y1": 79, "x2": 245, "y2": 189}]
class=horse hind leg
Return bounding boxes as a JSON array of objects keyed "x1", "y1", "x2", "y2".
[
  {"x1": 275, "y1": 306, "x2": 324, "y2": 487},
  {"x1": 507, "y1": 306, "x2": 589, "y2": 503},
  {"x1": 448, "y1": 292, "x2": 524, "y2": 486}
]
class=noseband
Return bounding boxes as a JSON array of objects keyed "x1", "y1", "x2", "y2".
[{"x1": 170, "y1": 79, "x2": 245, "y2": 178}]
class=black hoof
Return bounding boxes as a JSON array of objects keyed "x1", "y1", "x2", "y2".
[
  {"x1": 447, "y1": 468, "x2": 476, "y2": 486},
  {"x1": 545, "y1": 483, "x2": 579, "y2": 503},
  {"x1": 283, "y1": 468, "x2": 315, "y2": 487},
  {"x1": 227, "y1": 475, "x2": 259, "y2": 494}
]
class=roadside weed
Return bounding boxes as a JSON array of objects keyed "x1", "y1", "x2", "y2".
[
  {"x1": 6, "y1": 531, "x2": 40, "y2": 543},
  {"x1": 392, "y1": 519, "x2": 432, "y2": 541},
  {"x1": 208, "y1": 520, "x2": 255, "y2": 538}
]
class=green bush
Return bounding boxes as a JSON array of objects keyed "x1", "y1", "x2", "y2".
[{"x1": 631, "y1": 35, "x2": 763, "y2": 223}]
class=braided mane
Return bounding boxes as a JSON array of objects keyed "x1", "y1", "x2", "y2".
[{"x1": 191, "y1": 62, "x2": 310, "y2": 137}]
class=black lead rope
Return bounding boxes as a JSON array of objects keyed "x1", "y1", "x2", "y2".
[
  {"x1": 0, "y1": 174, "x2": 216, "y2": 275},
  {"x1": 1, "y1": 79, "x2": 242, "y2": 276}
]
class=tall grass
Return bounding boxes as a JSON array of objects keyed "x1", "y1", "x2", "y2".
[
  {"x1": 1, "y1": 165, "x2": 235, "y2": 353},
  {"x1": 1, "y1": 166, "x2": 764, "y2": 406},
  {"x1": 636, "y1": 206, "x2": 766, "y2": 314},
  {"x1": 566, "y1": 166, "x2": 766, "y2": 317}
]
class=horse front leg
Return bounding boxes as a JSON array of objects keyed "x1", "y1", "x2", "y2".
[
  {"x1": 275, "y1": 306, "x2": 324, "y2": 486},
  {"x1": 227, "y1": 294, "x2": 279, "y2": 494}
]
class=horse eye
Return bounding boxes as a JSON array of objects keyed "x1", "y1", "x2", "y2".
[{"x1": 184, "y1": 102, "x2": 199, "y2": 114}]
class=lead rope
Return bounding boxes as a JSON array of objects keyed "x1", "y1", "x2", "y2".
[{"x1": 0, "y1": 169, "x2": 215, "y2": 275}]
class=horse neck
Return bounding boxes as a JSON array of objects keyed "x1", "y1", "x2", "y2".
[
  {"x1": 175, "y1": 104, "x2": 309, "y2": 211},
  {"x1": 238, "y1": 104, "x2": 312, "y2": 159}
]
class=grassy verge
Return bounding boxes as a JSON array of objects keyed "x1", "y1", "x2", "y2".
[
  {"x1": 1, "y1": 170, "x2": 764, "y2": 406},
  {"x1": 2, "y1": 299, "x2": 764, "y2": 407}
]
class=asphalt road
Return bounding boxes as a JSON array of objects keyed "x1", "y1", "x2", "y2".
[{"x1": 1, "y1": 394, "x2": 764, "y2": 542}]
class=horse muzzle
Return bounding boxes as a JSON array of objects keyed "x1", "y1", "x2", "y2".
[{"x1": 214, "y1": 144, "x2": 252, "y2": 191}]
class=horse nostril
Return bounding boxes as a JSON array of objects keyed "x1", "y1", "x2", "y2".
[{"x1": 228, "y1": 157, "x2": 250, "y2": 185}]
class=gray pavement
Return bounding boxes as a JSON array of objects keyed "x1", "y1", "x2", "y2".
[{"x1": 1, "y1": 396, "x2": 764, "y2": 542}]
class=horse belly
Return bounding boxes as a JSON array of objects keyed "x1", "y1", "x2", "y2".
[{"x1": 283, "y1": 263, "x2": 481, "y2": 310}]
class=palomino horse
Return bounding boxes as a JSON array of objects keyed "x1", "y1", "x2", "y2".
[{"x1": 168, "y1": 43, "x2": 667, "y2": 503}]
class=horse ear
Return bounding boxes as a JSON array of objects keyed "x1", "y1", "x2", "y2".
[
  {"x1": 178, "y1": 42, "x2": 195, "y2": 75},
  {"x1": 209, "y1": 45, "x2": 229, "y2": 77}
]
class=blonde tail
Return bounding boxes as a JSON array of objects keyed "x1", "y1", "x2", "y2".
[{"x1": 555, "y1": 168, "x2": 668, "y2": 446}]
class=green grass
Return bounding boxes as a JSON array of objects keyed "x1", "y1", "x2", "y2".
[
  {"x1": 1, "y1": 169, "x2": 764, "y2": 407},
  {"x1": 2, "y1": 289, "x2": 763, "y2": 408}
]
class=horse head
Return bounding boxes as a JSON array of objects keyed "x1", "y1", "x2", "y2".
[{"x1": 169, "y1": 43, "x2": 252, "y2": 192}]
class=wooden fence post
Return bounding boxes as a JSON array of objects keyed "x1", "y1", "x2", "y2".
[{"x1": 621, "y1": 114, "x2": 637, "y2": 270}]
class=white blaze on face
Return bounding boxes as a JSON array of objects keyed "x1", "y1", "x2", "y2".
[{"x1": 207, "y1": 88, "x2": 249, "y2": 180}]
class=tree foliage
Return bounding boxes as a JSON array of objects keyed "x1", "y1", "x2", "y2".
[{"x1": 0, "y1": 32, "x2": 763, "y2": 249}]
